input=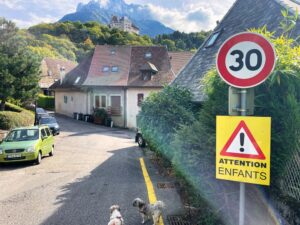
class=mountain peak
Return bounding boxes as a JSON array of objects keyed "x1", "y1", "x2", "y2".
[{"x1": 61, "y1": 0, "x2": 174, "y2": 37}]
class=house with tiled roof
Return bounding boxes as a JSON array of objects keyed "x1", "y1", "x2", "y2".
[
  {"x1": 172, "y1": 0, "x2": 300, "y2": 102},
  {"x1": 39, "y1": 58, "x2": 77, "y2": 95},
  {"x1": 51, "y1": 45, "x2": 193, "y2": 128}
]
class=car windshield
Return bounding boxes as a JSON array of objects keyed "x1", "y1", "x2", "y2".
[
  {"x1": 40, "y1": 117, "x2": 56, "y2": 124},
  {"x1": 5, "y1": 129, "x2": 39, "y2": 142}
]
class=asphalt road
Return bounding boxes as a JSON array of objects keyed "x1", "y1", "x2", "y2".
[{"x1": 0, "y1": 115, "x2": 184, "y2": 225}]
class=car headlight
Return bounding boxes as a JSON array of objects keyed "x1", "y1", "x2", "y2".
[
  {"x1": 54, "y1": 125, "x2": 59, "y2": 129},
  {"x1": 26, "y1": 146, "x2": 35, "y2": 152}
]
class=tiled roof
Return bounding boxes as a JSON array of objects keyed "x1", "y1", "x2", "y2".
[
  {"x1": 82, "y1": 45, "x2": 131, "y2": 86},
  {"x1": 52, "y1": 45, "x2": 190, "y2": 89},
  {"x1": 39, "y1": 58, "x2": 77, "y2": 89},
  {"x1": 127, "y1": 46, "x2": 174, "y2": 87},
  {"x1": 172, "y1": 0, "x2": 300, "y2": 102},
  {"x1": 50, "y1": 55, "x2": 92, "y2": 90},
  {"x1": 168, "y1": 51, "x2": 194, "y2": 76}
]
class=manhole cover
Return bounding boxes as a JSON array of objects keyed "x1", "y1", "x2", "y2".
[
  {"x1": 167, "y1": 215, "x2": 190, "y2": 225},
  {"x1": 157, "y1": 182, "x2": 175, "y2": 189}
]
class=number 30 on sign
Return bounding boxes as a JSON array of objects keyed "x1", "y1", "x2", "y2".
[{"x1": 216, "y1": 32, "x2": 276, "y2": 88}]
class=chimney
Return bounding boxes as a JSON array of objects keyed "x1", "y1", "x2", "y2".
[{"x1": 59, "y1": 66, "x2": 66, "y2": 85}]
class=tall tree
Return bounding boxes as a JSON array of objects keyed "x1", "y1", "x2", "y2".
[{"x1": 0, "y1": 18, "x2": 40, "y2": 111}]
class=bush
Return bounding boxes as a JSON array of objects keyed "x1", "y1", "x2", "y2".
[
  {"x1": 0, "y1": 110, "x2": 34, "y2": 130},
  {"x1": 5, "y1": 102, "x2": 24, "y2": 112},
  {"x1": 138, "y1": 85, "x2": 196, "y2": 160},
  {"x1": 37, "y1": 94, "x2": 54, "y2": 110}
]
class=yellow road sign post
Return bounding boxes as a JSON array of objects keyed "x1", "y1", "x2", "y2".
[{"x1": 216, "y1": 116, "x2": 271, "y2": 185}]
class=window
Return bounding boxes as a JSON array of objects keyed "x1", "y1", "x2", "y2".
[
  {"x1": 110, "y1": 96, "x2": 121, "y2": 116},
  {"x1": 137, "y1": 93, "x2": 144, "y2": 107},
  {"x1": 71, "y1": 96, "x2": 73, "y2": 102},
  {"x1": 95, "y1": 96, "x2": 100, "y2": 108},
  {"x1": 102, "y1": 66, "x2": 110, "y2": 72},
  {"x1": 45, "y1": 128, "x2": 51, "y2": 136},
  {"x1": 95, "y1": 95, "x2": 107, "y2": 108},
  {"x1": 74, "y1": 77, "x2": 80, "y2": 84},
  {"x1": 41, "y1": 129, "x2": 47, "y2": 139},
  {"x1": 101, "y1": 95, "x2": 107, "y2": 108},
  {"x1": 111, "y1": 66, "x2": 119, "y2": 72},
  {"x1": 64, "y1": 96, "x2": 68, "y2": 104},
  {"x1": 145, "y1": 52, "x2": 152, "y2": 59},
  {"x1": 205, "y1": 30, "x2": 222, "y2": 48}
]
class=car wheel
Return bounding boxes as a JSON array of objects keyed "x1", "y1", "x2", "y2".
[
  {"x1": 35, "y1": 151, "x2": 42, "y2": 165},
  {"x1": 49, "y1": 146, "x2": 54, "y2": 157},
  {"x1": 137, "y1": 135, "x2": 146, "y2": 148}
]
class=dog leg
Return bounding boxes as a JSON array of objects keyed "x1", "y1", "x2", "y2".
[
  {"x1": 153, "y1": 212, "x2": 162, "y2": 225},
  {"x1": 140, "y1": 213, "x2": 146, "y2": 224}
]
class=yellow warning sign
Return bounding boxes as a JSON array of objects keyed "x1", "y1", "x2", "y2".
[{"x1": 216, "y1": 116, "x2": 271, "y2": 185}]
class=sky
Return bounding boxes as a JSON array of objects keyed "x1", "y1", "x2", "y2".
[{"x1": 0, "y1": 0, "x2": 235, "y2": 33}]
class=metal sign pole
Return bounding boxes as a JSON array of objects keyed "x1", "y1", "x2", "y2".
[{"x1": 239, "y1": 89, "x2": 247, "y2": 225}]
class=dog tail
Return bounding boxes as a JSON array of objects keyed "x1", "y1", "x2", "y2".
[{"x1": 156, "y1": 201, "x2": 165, "y2": 210}]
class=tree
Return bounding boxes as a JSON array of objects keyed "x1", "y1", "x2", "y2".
[
  {"x1": 0, "y1": 17, "x2": 18, "y2": 45},
  {"x1": 0, "y1": 19, "x2": 40, "y2": 111}
]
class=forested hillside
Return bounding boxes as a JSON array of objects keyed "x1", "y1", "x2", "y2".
[
  {"x1": 153, "y1": 31, "x2": 211, "y2": 52},
  {"x1": 21, "y1": 21, "x2": 209, "y2": 62}
]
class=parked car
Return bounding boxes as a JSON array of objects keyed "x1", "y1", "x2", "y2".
[
  {"x1": 36, "y1": 107, "x2": 48, "y2": 119},
  {"x1": 0, "y1": 125, "x2": 54, "y2": 164},
  {"x1": 135, "y1": 129, "x2": 146, "y2": 148},
  {"x1": 39, "y1": 116, "x2": 60, "y2": 135}
]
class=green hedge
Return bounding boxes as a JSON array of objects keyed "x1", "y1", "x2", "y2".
[
  {"x1": 0, "y1": 111, "x2": 34, "y2": 130},
  {"x1": 37, "y1": 94, "x2": 54, "y2": 110},
  {"x1": 5, "y1": 102, "x2": 24, "y2": 112}
]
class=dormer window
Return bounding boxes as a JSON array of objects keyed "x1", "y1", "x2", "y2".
[
  {"x1": 102, "y1": 66, "x2": 110, "y2": 72},
  {"x1": 205, "y1": 29, "x2": 222, "y2": 48},
  {"x1": 111, "y1": 49, "x2": 116, "y2": 55},
  {"x1": 111, "y1": 66, "x2": 119, "y2": 72},
  {"x1": 145, "y1": 52, "x2": 152, "y2": 59}
]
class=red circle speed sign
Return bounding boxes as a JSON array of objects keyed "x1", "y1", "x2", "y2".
[{"x1": 216, "y1": 32, "x2": 276, "y2": 88}]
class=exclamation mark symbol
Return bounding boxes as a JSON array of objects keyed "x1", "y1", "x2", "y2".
[{"x1": 240, "y1": 133, "x2": 245, "y2": 152}]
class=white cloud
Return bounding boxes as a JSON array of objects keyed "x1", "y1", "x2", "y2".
[
  {"x1": 125, "y1": 0, "x2": 235, "y2": 32},
  {"x1": 0, "y1": 0, "x2": 24, "y2": 10},
  {"x1": 0, "y1": 0, "x2": 235, "y2": 32},
  {"x1": 145, "y1": 2, "x2": 228, "y2": 32},
  {"x1": 98, "y1": 0, "x2": 110, "y2": 8}
]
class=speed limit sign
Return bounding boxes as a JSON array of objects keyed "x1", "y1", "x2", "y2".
[{"x1": 216, "y1": 32, "x2": 276, "y2": 88}]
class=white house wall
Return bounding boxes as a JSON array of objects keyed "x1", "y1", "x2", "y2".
[
  {"x1": 55, "y1": 91, "x2": 88, "y2": 117},
  {"x1": 91, "y1": 87, "x2": 125, "y2": 127},
  {"x1": 126, "y1": 88, "x2": 161, "y2": 129}
]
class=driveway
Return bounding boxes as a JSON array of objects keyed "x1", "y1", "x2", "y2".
[{"x1": 0, "y1": 115, "x2": 184, "y2": 225}]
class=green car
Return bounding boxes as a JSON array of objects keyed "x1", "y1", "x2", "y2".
[{"x1": 0, "y1": 125, "x2": 54, "y2": 164}]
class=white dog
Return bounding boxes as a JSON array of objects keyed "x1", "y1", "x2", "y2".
[
  {"x1": 132, "y1": 198, "x2": 165, "y2": 225},
  {"x1": 108, "y1": 205, "x2": 124, "y2": 225}
]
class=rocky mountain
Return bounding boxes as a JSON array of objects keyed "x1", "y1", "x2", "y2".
[{"x1": 59, "y1": 0, "x2": 174, "y2": 37}]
